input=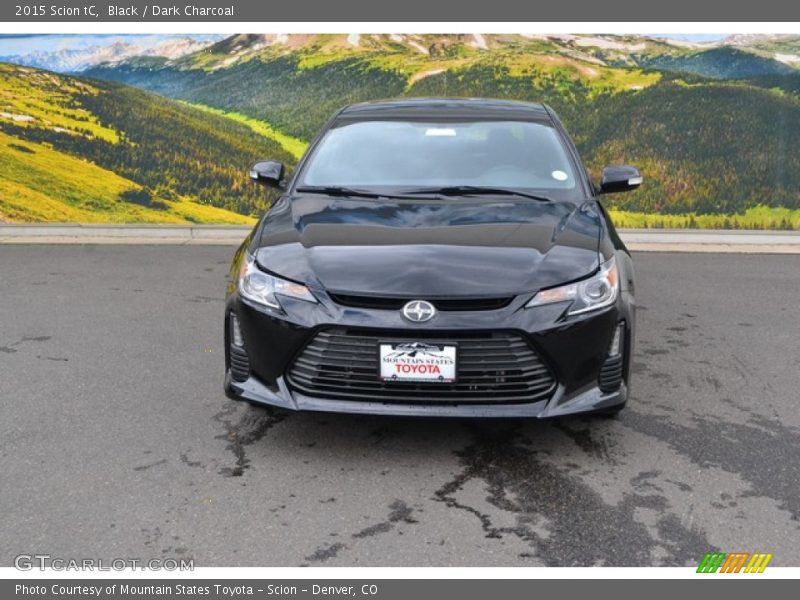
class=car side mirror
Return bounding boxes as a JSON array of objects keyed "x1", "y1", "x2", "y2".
[
  {"x1": 249, "y1": 160, "x2": 285, "y2": 189},
  {"x1": 599, "y1": 165, "x2": 643, "y2": 194}
]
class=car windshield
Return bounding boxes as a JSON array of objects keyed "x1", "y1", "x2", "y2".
[{"x1": 297, "y1": 119, "x2": 580, "y2": 196}]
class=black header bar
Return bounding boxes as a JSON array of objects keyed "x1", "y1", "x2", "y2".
[{"x1": 2, "y1": 0, "x2": 800, "y2": 23}]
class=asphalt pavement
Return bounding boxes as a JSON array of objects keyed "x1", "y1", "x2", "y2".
[{"x1": 1, "y1": 246, "x2": 799, "y2": 567}]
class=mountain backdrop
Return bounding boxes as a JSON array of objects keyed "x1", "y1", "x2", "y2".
[
  {"x1": 0, "y1": 35, "x2": 222, "y2": 72},
  {"x1": 3, "y1": 33, "x2": 800, "y2": 228}
]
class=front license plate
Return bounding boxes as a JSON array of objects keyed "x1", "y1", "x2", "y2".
[{"x1": 379, "y1": 342, "x2": 457, "y2": 383}]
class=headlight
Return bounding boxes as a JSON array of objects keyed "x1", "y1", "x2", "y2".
[
  {"x1": 239, "y1": 254, "x2": 317, "y2": 309},
  {"x1": 526, "y1": 256, "x2": 618, "y2": 316}
]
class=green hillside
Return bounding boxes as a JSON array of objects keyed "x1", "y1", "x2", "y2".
[
  {"x1": 0, "y1": 130, "x2": 251, "y2": 223},
  {"x1": 639, "y1": 46, "x2": 796, "y2": 79},
  {"x1": 0, "y1": 63, "x2": 295, "y2": 223},
  {"x1": 180, "y1": 101, "x2": 308, "y2": 159},
  {"x1": 84, "y1": 35, "x2": 800, "y2": 227},
  {"x1": 90, "y1": 54, "x2": 410, "y2": 141}
]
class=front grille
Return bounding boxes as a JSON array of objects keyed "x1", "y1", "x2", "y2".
[
  {"x1": 286, "y1": 328, "x2": 556, "y2": 404},
  {"x1": 229, "y1": 346, "x2": 250, "y2": 383},
  {"x1": 328, "y1": 293, "x2": 513, "y2": 312},
  {"x1": 598, "y1": 355, "x2": 623, "y2": 392}
]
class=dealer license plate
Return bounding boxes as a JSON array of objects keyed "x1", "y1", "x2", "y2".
[{"x1": 379, "y1": 342, "x2": 457, "y2": 383}]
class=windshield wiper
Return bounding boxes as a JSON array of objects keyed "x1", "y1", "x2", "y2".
[
  {"x1": 295, "y1": 186, "x2": 421, "y2": 200},
  {"x1": 405, "y1": 186, "x2": 552, "y2": 202},
  {"x1": 294, "y1": 186, "x2": 385, "y2": 199}
]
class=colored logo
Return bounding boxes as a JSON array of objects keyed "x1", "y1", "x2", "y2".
[{"x1": 697, "y1": 552, "x2": 773, "y2": 573}]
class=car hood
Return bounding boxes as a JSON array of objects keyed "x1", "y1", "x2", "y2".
[{"x1": 254, "y1": 194, "x2": 602, "y2": 297}]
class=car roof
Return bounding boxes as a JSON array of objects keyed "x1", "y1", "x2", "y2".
[{"x1": 335, "y1": 98, "x2": 553, "y2": 123}]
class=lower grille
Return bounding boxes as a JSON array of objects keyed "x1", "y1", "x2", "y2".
[
  {"x1": 229, "y1": 346, "x2": 250, "y2": 383},
  {"x1": 287, "y1": 328, "x2": 556, "y2": 404},
  {"x1": 598, "y1": 355, "x2": 624, "y2": 392}
]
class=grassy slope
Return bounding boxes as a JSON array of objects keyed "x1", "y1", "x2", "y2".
[
  {"x1": 0, "y1": 64, "x2": 118, "y2": 142},
  {"x1": 0, "y1": 62, "x2": 290, "y2": 223},
  {"x1": 0, "y1": 130, "x2": 253, "y2": 224},
  {"x1": 608, "y1": 206, "x2": 800, "y2": 230}
]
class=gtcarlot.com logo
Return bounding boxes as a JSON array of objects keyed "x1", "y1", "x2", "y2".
[
  {"x1": 697, "y1": 552, "x2": 773, "y2": 573},
  {"x1": 14, "y1": 554, "x2": 194, "y2": 571}
]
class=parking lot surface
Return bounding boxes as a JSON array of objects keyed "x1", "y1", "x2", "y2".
[{"x1": 1, "y1": 246, "x2": 799, "y2": 566}]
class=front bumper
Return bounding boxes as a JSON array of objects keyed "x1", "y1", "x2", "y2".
[
  {"x1": 226, "y1": 371, "x2": 627, "y2": 417},
  {"x1": 224, "y1": 289, "x2": 634, "y2": 418}
]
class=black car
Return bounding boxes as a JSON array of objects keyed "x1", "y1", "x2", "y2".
[{"x1": 224, "y1": 98, "x2": 640, "y2": 418}]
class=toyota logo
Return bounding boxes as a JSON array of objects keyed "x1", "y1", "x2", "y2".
[{"x1": 402, "y1": 300, "x2": 436, "y2": 323}]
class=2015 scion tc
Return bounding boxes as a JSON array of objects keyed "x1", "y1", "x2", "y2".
[{"x1": 224, "y1": 98, "x2": 640, "y2": 418}]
